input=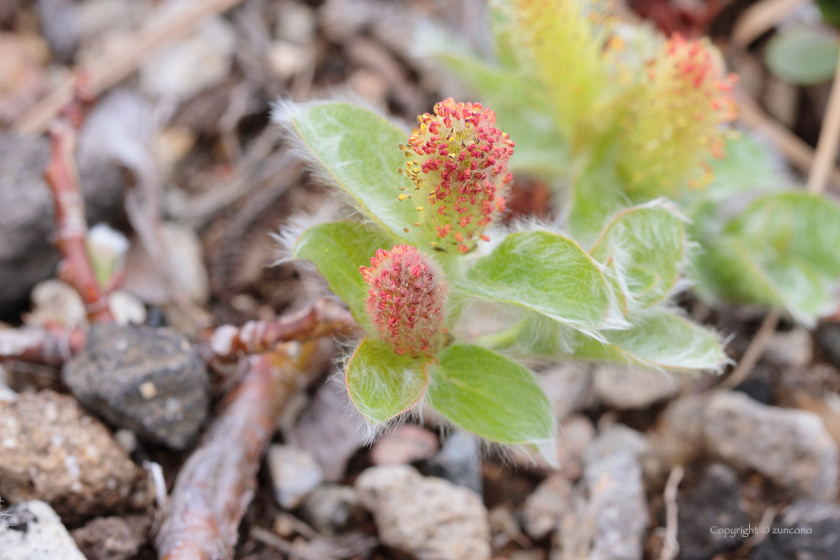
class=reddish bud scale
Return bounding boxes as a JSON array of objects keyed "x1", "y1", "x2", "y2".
[
  {"x1": 399, "y1": 98, "x2": 514, "y2": 254},
  {"x1": 360, "y1": 245, "x2": 447, "y2": 357}
]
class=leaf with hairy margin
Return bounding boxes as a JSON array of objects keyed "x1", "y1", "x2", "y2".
[
  {"x1": 276, "y1": 101, "x2": 427, "y2": 245},
  {"x1": 694, "y1": 192, "x2": 840, "y2": 325},
  {"x1": 462, "y1": 230, "x2": 617, "y2": 333},
  {"x1": 571, "y1": 309, "x2": 726, "y2": 371},
  {"x1": 427, "y1": 343, "x2": 554, "y2": 444},
  {"x1": 589, "y1": 201, "x2": 686, "y2": 312},
  {"x1": 345, "y1": 338, "x2": 430, "y2": 424},
  {"x1": 293, "y1": 221, "x2": 397, "y2": 328}
]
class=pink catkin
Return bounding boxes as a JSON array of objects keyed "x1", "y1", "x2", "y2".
[
  {"x1": 400, "y1": 99, "x2": 514, "y2": 254},
  {"x1": 360, "y1": 245, "x2": 447, "y2": 357}
]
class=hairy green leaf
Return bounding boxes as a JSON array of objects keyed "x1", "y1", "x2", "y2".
[
  {"x1": 571, "y1": 309, "x2": 726, "y2": 371},
  {"x1": 766, "y1": 26, "x2": 840, "y2": 85},
  {"x1": 463, "y1": 230, "x2": 616, "y2": 333},
  {"x1": 734, "y1": 192, "x2": 840, "y2": 278},
  {"x1": 293, "y1": 221, "x2": 396, "y2": 326},
  {"x1": 695, "y1": 192, "x2": 840, "y2": 324},
  {"x1": 345, "y1": 338, "x2": 430, "y2": 424},
  {"x1": 278, "y1": 101, "x2": 426, "y2": 245},
  {"x1": 590, "y1": 201, "x2": 685, "y2": 311},
  {"x1": 428, "y1": 343, "x2": 554, "y2": 444}
]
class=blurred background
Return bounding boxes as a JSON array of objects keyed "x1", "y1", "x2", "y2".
[{"x1": 2, "y1": 1, "x2": 840, "y2": 560}]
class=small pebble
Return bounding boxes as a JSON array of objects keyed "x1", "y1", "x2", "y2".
[{"x1": 267, "y1": 445, "x2": 324, "y2": 509}]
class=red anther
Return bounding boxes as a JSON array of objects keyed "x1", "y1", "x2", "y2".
[{"x1": 360, "y1": 245, "x2": 447, "y2": 357}]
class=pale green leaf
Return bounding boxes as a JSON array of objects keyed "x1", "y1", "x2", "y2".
[
  {"x1": 345, "y1": 338, "x2": 430, "y2": 424},
  {"x1": 702, "y1": 133, "x2": 788, "y2": 201},
  {"x1": 565, "y1": 145, "x2": 628, "y2": 243},
  {"x1": 278, "y1": 101, "x2": 425, "y2": 245},
  {"x1": 590, "y1": 201, "x2": 685, "y2": 311},
  {"x1": 420, "y1": 41, "x2": 567, "y2": 176},
  {"x1": 571, "y1": 309, "x2": 726, "y2": 371},
  {"x1": 733, "y1": 192, "x2": 840, "y2": 278},
  {"x1": 427, "y1": 343, "x2": 554, "y2": 444},
  {"x1": 462, "y1": 230, "x2": 616, "y2": 332},
  {"x1": 696, "y1": 235, "x2": 830, "y2": 325},
  {"x1": 695, "y1": 192, "x2": 840, "y2": 324},
  {"x1": 766, "y1": 26, "x2": 840, "y2": 85},
  {"x1": 293, "y1": 221, "x2": 397, "y2": 326}
]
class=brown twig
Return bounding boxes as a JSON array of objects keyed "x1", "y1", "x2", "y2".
[
  {"x1": 731, "y1": 0, "x2": 810, "y2": 48},
  {"x1": 720, "y1": 310, "x2": 780, "y2": 390},
  {"x1": 44, "y1": 119, "x2": 115, "y2": 323},
  {"x1": 736, "y1": 91, "x2": 840, "y2": 189},
  {"x1": 155, "y1": 343, "x2": 324, "y2": 560},
  {"x1": 210, "y1": 299, "x2": 359, "y2": 361},
  {"x1": 807, "y1": 55, "x2": 840, "y2": 194},
  {"x1": 14, "y1": 0, "x2": 249, "y2": 136},
  {"x1": 0, "y1": 325, "x2": 86, "y2": 366},
  {"x1": 659, "y1": 465, "x2": 685, "y2": 560}
]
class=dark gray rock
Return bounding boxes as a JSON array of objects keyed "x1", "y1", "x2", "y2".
[
  {"x1": 678, "y1": 463, "x2": 749, "y2": 560},
  {"x1": 427, "y1": 430, "x2": 483, "y2": 495},
  {"x1": 751, "y1": 500, "x2": 840, "y2": 560},
  {"x1": 817, "y1": 325, "x2": 840, "y2": 372},
  {"x1": 63, "y1": 323, "x2": 209, "y2": 449},
  {"x1": 0, "y1": 133, "x2": 123, "y2": 317}
]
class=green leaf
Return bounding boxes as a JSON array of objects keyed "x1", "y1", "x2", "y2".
[
  {"x1": 462, "y1": 230, "x2": 617, "y2": 333},
  {"x1": 571, "y1": 309, "x2": 726, "y2": 371},
  {"x1": 427, "y1": 343, "x2": 554, "y2": 444},
  {"x1": 733, "y1": 192, "x2": 840, "y2": 278},
  {"x1": 819, "y1": 0, "x2": 840, "y2": 29},
  {"x1": 766, "y1": 26, "x2": 840, "y2": 85},
  {"x1": 703, "y1": 133, "x2": 788, "y2": 202},
  {"x1": 565, "y1": 142, "x2": 628, "y2": 243},
  {"x1": 590, "y1": 201, "x2": 685, "y2": 311},
  {"x1": 345, "y1": 338, "x2": 430, "y2": 424},
  {"x1": 293, "y1": 221, "x2": 397, "y2": 326},
  {"x1": 277, "y1": 101, "x2": 425, "y2": 245},
  {"x1": 420, "y1": 42, "x2": 568, "y2": 176},
  {"x1": 694, "y1": 192, "x2": 840, "y2": 324}
]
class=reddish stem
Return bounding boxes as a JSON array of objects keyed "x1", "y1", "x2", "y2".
[
  {"x1": 44, "y1": 120, "x2": 114, "y2": 323},
  {"x1": 209, "y1": 299, "x2": 358, "y2": 361},
  {"x1": 0, "y1": 324, "x2": 86, "y2": 366},
  {"x1": 155, "y1": 348, "x2": 319, "y2": 559}
]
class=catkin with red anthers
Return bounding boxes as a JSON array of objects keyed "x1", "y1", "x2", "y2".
[
  {"x1": 399, "y1": 98, "x2": 514, "y2": 254},
  {"x1": 360, "y1": 245, "x2": 447, "y2": 357},
  {"x1": 618, "y1": 33, "x2": 738, "y2": 195}
]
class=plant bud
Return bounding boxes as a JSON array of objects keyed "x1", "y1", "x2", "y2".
[
  {"x1": 618, "y1": 33, "x2": 737, "y2": 195},
  {"x1": 360, "y1": 245, "x2": 447, "y2": 357},
  {"x1": 400, "y1": 99, "x2": 514, "y2": 254}
]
